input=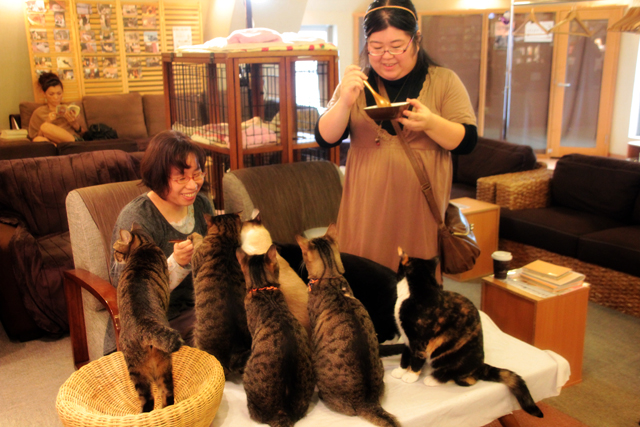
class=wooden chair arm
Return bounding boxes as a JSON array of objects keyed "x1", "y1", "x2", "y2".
[{"x1": 63, "y1": 269, "x2": 120, "y2": 369}]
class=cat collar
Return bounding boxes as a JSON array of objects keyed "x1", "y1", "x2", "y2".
[
  {"x1": 248, "y1": 286, "x2": 279, "y2": 295},
  {"x1": 307, "y1": 278, "x2": 319, "y2": 292}
]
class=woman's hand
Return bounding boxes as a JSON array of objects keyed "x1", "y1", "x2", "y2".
[
  {"x1": 173, "y1": 239, "x2": 194, "y2": 268},
  {"x1": 338, "y1": 65, "x2": 368, "y2": 109},
  {"x1": 63, "y1": 108, "x2": 78, "y2": 126},
  {"x1": 397, "y1": 98, "x2": 434, "y2": 132}
]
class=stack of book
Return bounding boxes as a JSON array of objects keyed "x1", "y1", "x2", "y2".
[
  {"x1": 518, "y1": 260, "x2": 585, "y2": 294},
  {"x1": 0, "y1": 129, "x2": 28, "y2": 140}
]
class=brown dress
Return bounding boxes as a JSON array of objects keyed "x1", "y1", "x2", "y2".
[{"x1": 333, "y1": 66, "x2": 476, "y2": 271}]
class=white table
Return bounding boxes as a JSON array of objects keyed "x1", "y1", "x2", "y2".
[{"x1": 211, "y1": 312, "x2": 570, "y2": 427}]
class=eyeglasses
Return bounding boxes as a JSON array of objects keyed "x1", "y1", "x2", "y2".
[
  {"x1": 170, "y1": 171, "x2": 205, "y2": 185},
  {"x1": 367, "y1": 35, "x2": 415, "y2": 56}
]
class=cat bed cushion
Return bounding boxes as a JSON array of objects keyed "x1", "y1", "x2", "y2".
[
  {"x1": 56, "y1": 346, "x2": 224, "y2": 427},
  {"x1": 213, "y1": 312, "x2": 570, "y2": 426}
]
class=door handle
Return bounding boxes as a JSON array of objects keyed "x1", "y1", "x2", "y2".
[{"x1": 557, "y1": 82, "x2": 571, "y2": 87}]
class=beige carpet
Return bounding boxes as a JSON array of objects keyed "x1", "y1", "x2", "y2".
[{"x1": 483, "y1": 403, "x2": 588, "y2": 427}]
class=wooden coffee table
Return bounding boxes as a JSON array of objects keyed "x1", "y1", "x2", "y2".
[
  {"x1": 446, "y1": 197, "x2": 500, "y2": 281},
  {"x1": 481, "y1": 274, "x2": 589, "y2": 386}
]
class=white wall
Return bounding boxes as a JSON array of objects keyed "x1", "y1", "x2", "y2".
[{"x1": 0, "y1": 2, "x2": 34, "y2": 130}]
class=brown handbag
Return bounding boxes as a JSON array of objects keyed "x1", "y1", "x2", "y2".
[{"x1": 390, "y1": 120, "x2": 481, "y2": 274}]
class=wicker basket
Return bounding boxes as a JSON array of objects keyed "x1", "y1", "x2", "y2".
[{"x1": 56, "y1": 346, "x2": 225, "y2": 427}]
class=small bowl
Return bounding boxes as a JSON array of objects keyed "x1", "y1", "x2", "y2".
[{"x1": 364, "y1": 102, "x2": 410, "y2": 121}]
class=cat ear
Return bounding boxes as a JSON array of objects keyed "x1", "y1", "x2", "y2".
[
  {"x1": 204, "y1": 213, "x2": 215, "y2": 228},
  {"x1": 236, "y1": 247, "x2": 247, "y2": 265},
  {"x1": 266, "y1": 244, "x2": 278, "y2": 264},
  {"x1": 251, "y1": 209, "x2": 261, "y2": 223},
  {"x1": 295, "y1": 234, "x2": 309, "y2": 253},
  {"x1": 188, "y1": 232, "x2": 203, "y2": 248},
  {"x1": 398, "y1": 247, "x2": 409, "y2": 265},
  {"x1": 119, "y1": 229, "x2": 133, "y2": 245},
  {"x1": 325, "y1": 223, "x2": 338, "y2": 241}
]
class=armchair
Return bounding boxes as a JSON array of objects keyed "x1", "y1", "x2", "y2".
[{"x1": 64, "y1": 179, "x2": 147, "y2": 368}]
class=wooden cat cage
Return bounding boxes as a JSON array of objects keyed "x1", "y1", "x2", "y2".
[{"x1": 162, "y1": 48, "x2": 340, "y2": 208}]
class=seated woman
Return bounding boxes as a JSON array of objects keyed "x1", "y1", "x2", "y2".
[
  {"x1": 28, "y1": 72, "x2": 83, "y2": 144},
  {"x1": 104, "y1": 130, "x2": 214, "y2": 354}
]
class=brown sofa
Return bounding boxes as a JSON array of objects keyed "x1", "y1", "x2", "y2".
[
  {"x1": 0, "y1": 150, "x2": 142, "y2": 341},
  {"x1": 485, "y1": 154, "x2": 640, "y2": 318},
  {"x1": 2, "y1": 92, "x2": 166, "y2": 160}
]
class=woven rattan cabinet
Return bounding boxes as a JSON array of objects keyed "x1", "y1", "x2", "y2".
[
  {"x1": 481, "y1": 275, "x2": 589, "y2": 386},
  {"x1": 162, "y1": 50, "x2": 339, "y2": 208}
]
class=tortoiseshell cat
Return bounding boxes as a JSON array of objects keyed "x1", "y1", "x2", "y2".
[
  {"x1": 190, "y1": 213, "x2": 251, "y2": 377},
  {"x1": 237, "y1": 245, "x2": 315, "y2": 427},
  {"x1": 296, "y1": 224, "x2": 399, "y2": 427},
  {"x1": 240, "y1": 212, "x2": 311, "y2": 336},
  {"x1": 393, "y1": 249, "x2": 543, "y2": 418},
  {"x1": 114, "y1": 224, "x2": 183, "y2": 413}
]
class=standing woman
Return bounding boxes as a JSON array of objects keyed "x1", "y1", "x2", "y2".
[
  {"x1": 104, "y1": 130, "x2": 214, "y2": 354},
  {"x1": 315, "y1": 0, "x2": 477, "y2": 273},
  {"x1": 29, "y1": 72, "x2": 84, "y2": 143}
]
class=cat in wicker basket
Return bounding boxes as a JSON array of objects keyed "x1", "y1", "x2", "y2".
[
  {"x1": 114, "y1": 224, "x2": 183, "y2": 413},
  {"x1": 237, "y1": 244, "x2": 315, "y2": 427}
]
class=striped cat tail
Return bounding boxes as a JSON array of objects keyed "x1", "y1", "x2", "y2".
[
  {"x1": 148, "y1": 324, "x2": 184, "y2": 354},
  {"x1": 357, "y1": 403, "x2": 400, "y2": 427},
  {"x1": 480, "y1": 364, "x2": 544, "y2": 418}
]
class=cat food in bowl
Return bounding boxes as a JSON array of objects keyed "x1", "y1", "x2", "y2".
[{"x1": 364, "y1": 102, "x2": 410, "y2": 121}]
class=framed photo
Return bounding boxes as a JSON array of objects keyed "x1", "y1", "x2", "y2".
[
  {"x1": 57, "y1": 57, "x2": 73, "y2": 69},
  {"x1": 141, "y1": 5, "x2": 156, "y2": 15},
  {"x1": 32, "y1": 41, "x2": 50, "y2": 53},
  {"x1": 84, "y1": 67, "x2": 100, "y2": 79},
  {"x1": 102, "y1": 42, "x2": 115, "y2": 53},
  {"x1": 54, "y1": 29, "x2": 70, "y2": 40},
  {"x1": 125, "y1": 42, "x2": 140, "y2": 53},
  {"x1": 103, "y1": 66, "x2": 118, "y2": 79},
  {"x1": 100, "y1": 14, "x2": 111, "y2": 30},
  {"x1": 143, "y1": 31, "x2": 158, "y2": 43},
  {"x1": 26, "y1": 1, "x2": 46, "y2": 13},
  {"x1": 124, "y1": 32, "x2": 139, "y2": 43},
  {"x1": 78, "y1": 15, "x2": 91, "y2": 31},
  {"x1": 34, "y1": 56, "x2": 52, "y2": 69},
  {"x1": 30, "y1": 29, "x2": 47, "y2": 41},
  {"x1": 97, "y1": 4, "x2": 112, "y2": 15},
  {"x1": 61, "y1": 69, "x2": 75, "y2": 80},
  {"x1": 76, "y1": 3, "x2": 92, "y2": 15},
  {"x1": 124, "y1": 17, "x2": 138, "y2": 28},
  {"x1": 145, "y1": 42, "x2": 159, "y2": 53},
  {"x1": 54, "y1": 41, "x2": 70, "y2": 53},
  {"x1": 102, "y1": 31, "x2": 115, "y2": 42},
  {"x1": 54, "y1": 12, "x2": 66, "y2": 28},
  {"x1": 147, "y1": 56, "x2": 160, "y2": 67},
  {"x1": 103, "y1": 57, "x2": 117, "y2": 67},
  {"x1": 122, "y1": 5, "x2": 137, "y2": 16},
  {"x1": 50, "y1": 1, "x2": 65, "y2": 12},
  {"x1": 27, "y1": 13, "x2": 46, "y2": 26},
  {"x1": 83, "y1": 57, "x2": 98, "y2": 68},
  {"x1": 127, "y1": 57, "x2": 143, "y2": 68},
  {"x1": 81, "y1": 42, "x2": 98, "y2": 53},
  {"x1": 127, "y1": 68, "x2": 142, "y2": 79},
  {"x1": 80, "y1": 30, "x2": 96, "y2": 42},
  {"x1": 142, "y1": 16, "x2": 156, "y2": 28}
]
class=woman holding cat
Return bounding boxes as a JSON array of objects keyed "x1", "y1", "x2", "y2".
[
  {"x1": 315, "y1": 0, "x2": 477, "y2": 274},
  {"x1": 29, "y1": 72, "x2": 84, "y2": 143},
  {"x1": 105, "y1": 130, "x2": 214, "y2": 354}
]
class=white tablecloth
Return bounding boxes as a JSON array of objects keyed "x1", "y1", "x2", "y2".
[{"x1": 211, "y1": 311, "x2": 570, "y2": 427}]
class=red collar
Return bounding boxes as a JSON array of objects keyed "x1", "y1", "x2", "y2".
[{"x1": 248, "y1": 286, "x2": 279, "y2": 295}]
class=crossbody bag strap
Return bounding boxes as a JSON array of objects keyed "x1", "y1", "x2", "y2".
[{"x1": 375, "y1": 76, "x2": 445, "y2": 228}]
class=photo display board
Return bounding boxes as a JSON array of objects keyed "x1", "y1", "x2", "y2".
[{"x1": 24, "y1": 0, "x2": 202, "y2": 102}]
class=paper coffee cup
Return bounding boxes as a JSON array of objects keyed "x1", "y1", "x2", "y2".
[{"x1": 491, "y1": 251, "x2": 512, "y2": 280}]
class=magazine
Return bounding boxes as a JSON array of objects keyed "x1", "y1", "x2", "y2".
[{"x1": 56, "y1": 104, "x2": 81, "y2": 117}]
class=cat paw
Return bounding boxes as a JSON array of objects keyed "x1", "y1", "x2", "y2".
[
  {"x1": 391, "y1": 367, "x2": 407, "y2": 379},
  {"x1": 401, "y1": 371, "x2": 420, "y2": 383},
  {"x1": 423, "y1": 375, "x2": 441, "y2": 387}
]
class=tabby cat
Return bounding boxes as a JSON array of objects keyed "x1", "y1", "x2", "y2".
[
  {"x1": 190, "y1": 213, "x2": 251, "y2": 377},
  {"x1": 296, "y1": 224, "x2": 399, "y2": 427},
  {"x1": 114, "y1": 224, "x2": 183, "y2": 413},
  {"x1": 237, "y1": 245, "x2": 315, "y2": 427},
  {"x1": 240, "y1": 212, "x2": 311, "y2": 336},
  {"x1": 392, "y1": 248, "x2": 544, "y2": 418}
]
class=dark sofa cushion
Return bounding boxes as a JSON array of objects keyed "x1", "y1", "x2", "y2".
[
  {"x1": 551, "y1": 154, "x2": 640, "y2": 222},
  {"x1": 142, "y1": 94, "x2": 167, "y2": 137},
  {"x1": 0, "y1": 150, "x2": 140, "y2": 237},
  {"x1": 57, "y1": 138, "x2": 139, "y2": 156},
  {"x1": 454, "y1": 137, "x2": 537, "y2": 185},
  {"x1": 500, "y1": 206, "x2": 627, "y2": 257},
  {"x1": 0, "y1": 138, "x2": 57, "y2": 160},
  {"x1": 578, "y1": 226, "x2": 640, "y2": 277},
  {"x1": 450, "y1": 182, "x2": 477, "y2": 200}
]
